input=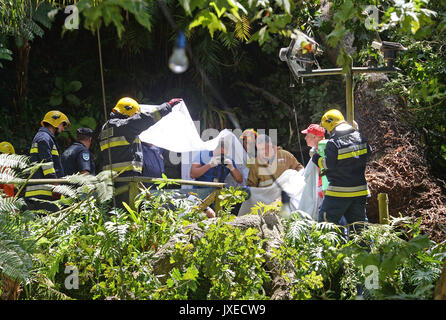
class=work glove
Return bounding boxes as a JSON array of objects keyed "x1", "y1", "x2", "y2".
[
  {"x1": 223, "y1": 157, "x2": 235, "y2": 171},
  {"x1": 208, "y1": 155, "x2": 221, "y2": 168},
  {"x1": 168, "y1": 98, "x2": 183, "y2": 107},
  {"x1": 52, "y1": 192, "x2": 61, "y2": 200}
]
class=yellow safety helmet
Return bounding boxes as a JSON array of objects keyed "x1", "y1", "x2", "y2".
[
  {"x1": 41, "y1": 110, "x2": 71, "y2": 128},
  {"x1": 239, "y1": 129, "x2": 258, "y2": 141},
  {"x1": 0, "y1": 141, "x2": 15, "y2": 154},
  {"x1": 320, "y1": 109, "x2": 345, "y2": 132},
  {"x1": 112, "y1": 97, "x2": 140, "y2": 117}
]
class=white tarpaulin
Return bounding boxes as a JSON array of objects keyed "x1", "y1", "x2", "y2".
[
  {"x1": 237, "y1": 163, "x2": 321, "y2": 219},
  {"x1": 140, "y1": 102, "x2": 239, "y2": 153},
  {"x1": 296, "y1": 161, "x2": 322, "y2": 220},
  {"x1": 139, "y1": 102, "x2": 249, "y2": 187},
  {"x1": 237, "y1": 169, "x2": 306, "y2": 217}
]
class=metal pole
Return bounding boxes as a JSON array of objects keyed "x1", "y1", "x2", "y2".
[{"x1": 345, "y1": 64, "x2": 354, "y2": 124}]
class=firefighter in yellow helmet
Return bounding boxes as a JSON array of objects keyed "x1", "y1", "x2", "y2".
[
  {"x1": 311, "y1": 109, "x2": 372, "y2": 233},
  {"x1": 99, "y1": 96, "x2": 182, "y2": 207},
  {"x1": 0, "y1": 141, "x2": 16, "y2": 197},
  {"x1": 25, "y1": 110, "x2": 70, "y2": 212},
  {"x1": 0, "y1": 141, "x2": 15, "y2": 154}
]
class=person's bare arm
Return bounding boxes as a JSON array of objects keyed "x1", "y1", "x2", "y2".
[
  {"x1": 229, "y1": 167, "x2": 243, "y2": 184},
  {"x1": 190, "y1": 163, "x2": 211, "y2": 179}
]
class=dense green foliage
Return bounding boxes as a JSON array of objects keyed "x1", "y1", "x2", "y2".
[
  {"x1": 1, "y1": 183, "x2": 444, "y2": 300},
  {"x1": 0, "y1": 0, "x2": 445, "y2": 300},
  {"x1": 0, "y1": 154, "x2": 445, "y2": 300}
]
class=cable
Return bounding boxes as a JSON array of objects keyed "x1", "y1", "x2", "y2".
[
  {"x1": 97, "y1": 27, "x2": 126, "y2": 300},
  {"x1": 97, "y1": 27, "x2": 117, "y2": 210},
  {"x1": 292, "y1": 92, "x2": 306, "y2": 166}
]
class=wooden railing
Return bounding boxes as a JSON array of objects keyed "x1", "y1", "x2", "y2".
[
  {"x1": 4, "y1": 176, "x2": 226, "y2": 212},
  {"x1": 114, "y1": 177, "x2": 225, "y2": 211}
]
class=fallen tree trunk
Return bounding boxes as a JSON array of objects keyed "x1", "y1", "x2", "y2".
[{"x1": 152, "y1": 212, "x2": 294, "y2": 299}]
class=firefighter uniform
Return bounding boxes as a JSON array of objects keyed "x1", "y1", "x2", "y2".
[
  {"x1": 312, "y1": 121, "x2": 372, "y2": 229},
  {"x1": 25, "y1": 126, "x2": 65, "y2": 209},
  {"x1": 0, "y1": 141, "x2": 16, "y2": 197},
  {"x1": 99, "y1": 99, "x2": 171, "y2": 206},
  {"x1": 62, "y1": 141, "x2": 95, "y2": 175}
]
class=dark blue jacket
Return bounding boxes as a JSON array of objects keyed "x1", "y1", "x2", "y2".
[
  {"x1": 25, "y1": 126, "x2": 64, "y2": 200},
  {"x1": 99, "y1": 104, "x2": 170, "y2": 177},
  {"x1": 142, "y1": 144, "x2": 164, "y2": 178},
  {"x1": 312, "y1": 123, "x2": 372, "y2": 198},
  {"x1": 62, "y1": 141, "x2": 95, "y2": 175}
]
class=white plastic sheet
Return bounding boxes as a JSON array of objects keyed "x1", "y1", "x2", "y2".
[
  {"x1": 296, "y1": 161, "x2": 321, "y2": 220},
  {"x1": 139, "y1": 102, "x2": 249, "y2": 186},
  {"x1": 237, "y1": 169, "x2": 306, "y2": 217}
]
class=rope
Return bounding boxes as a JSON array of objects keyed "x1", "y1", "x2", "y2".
[
  {"x1": 292, "y1": 94, "x2": 306, "y2": 166},
  {"x1": 97, "y1": 27, "x2": 126, "y2": 300},
  {"x1": 96, "y1": 27, "x2": 117, "y2": 209}
]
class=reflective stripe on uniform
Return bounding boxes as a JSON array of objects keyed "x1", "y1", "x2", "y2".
[
  {"x1": 325, "y1": 184, "x2": 370, "y2": 197},
  {"x1": 317, "y1": 157, "x2": 327, "y2": 170},
  {"x1": 102, "y1": 161, "x2": 143, "y2": 173},
  {"x1": 25, "y1": 184, "x2": 53, "y2": 197},
  {"x1": 100, "y1": 136, "x2": 130, "y2": 151},
  {"x1": 337, "y1": 143, "x2": 368, "y2": 160},
  {"x1": 30, "y1": 143, "x2": 38, "y2": 154},
  {"x1": 43, "y1": 168, "x2": 56, "y2": 175},
  {"x1": 30, "y1": 143, "x2": 59, "y2": 156},
  {"x1": 42, "y1": 163, "x2": 56, "y2": 176}
]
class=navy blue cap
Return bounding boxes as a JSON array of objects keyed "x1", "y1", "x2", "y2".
[{"x1": 77, "y1": 127, "x2": 93, "y2": 136}]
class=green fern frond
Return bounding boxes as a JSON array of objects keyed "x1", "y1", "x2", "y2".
[
  {"x1": 217, "y1": 32, "x2": 240, "y2": 49},
  {"x1": 61, "y1": 171, "x2": 115, "y2": 203},
  {"x1": 0, "y1": 153, "x2": 30, "y2": 170},
  {"x1": 93, "y1": 171, "x2": 115, "y2": 203},
  {"x1": 0, "y1": 196, "x2": 24, "y2": 215},
  {"x1": 52, "y1": 184, "x2": 78, "y2": 198},
  {"x1": 31, "y1": 274, "x2": 73, "y2": 300},
  {"x1": 234, "y1": 15, "x2": 251, "y2": 42},
  {"x1": 286, "y1": 219, "x2": 310, "y2": 242},
  {"x1": 0, "y1": 233, "x2": 33, "y2": 281}
]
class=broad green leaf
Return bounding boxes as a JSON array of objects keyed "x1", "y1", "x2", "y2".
[
  {"x1": 55, "y1": 77, "x2": 64, "y2": 90},
  {"x1": 49, "y1": 94, "x2": 63, "y2": 106},
  {"x1": 210, "y1": 1, "x2": 227, "y2": 18},
  {"x1": 68, "y1": 80, "x2": 82, "y2": 92},
  {"x1": 66, "y1": 94, "x2": 81, "y2": 106},
  {"x1": 183, "y1": 264, "x2": 199, "y2": 280}
]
